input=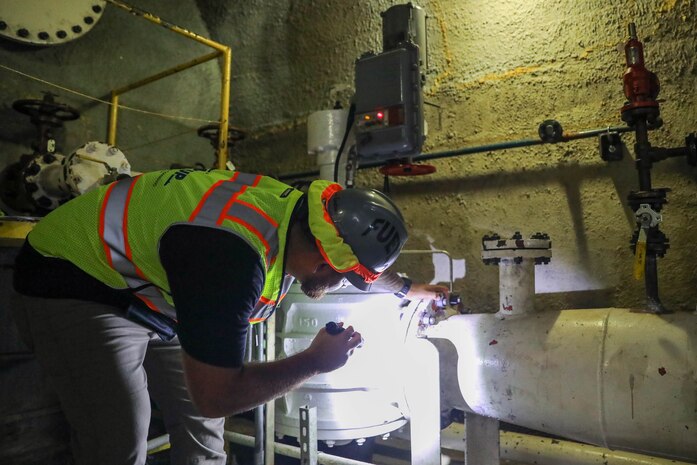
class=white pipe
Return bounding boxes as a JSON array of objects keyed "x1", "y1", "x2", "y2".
[
  {"x1": 497, "y1": 258, "x2": 535, "y2": 316},
  {"x1": 403, "y1": 337, "x2": 442, "y2": 465},
  {"x1": 425, "y1": 308, "x2": 697, "y2": 462},
  {"x1": 223, "y1": 430, "x2": 372, "y2": 465},
  {"x1": 499, "y1": 431, "x2": 696, "y2": 465},
  {"x1": 307, "y1": 109, "x2": 349, "y2": 185}
]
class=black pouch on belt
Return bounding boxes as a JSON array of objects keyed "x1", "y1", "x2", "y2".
[{"x1": 125, "y1": 300, "x2": 178, "y2": 341}]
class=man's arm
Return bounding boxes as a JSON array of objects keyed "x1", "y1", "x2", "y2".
[
  {"x1": 182, "y1": 323, "x2": 361, "y2": 417},
  {"x1": 160, "y1": 225, "x2": 363, "y2": 417},
  {"x1": 376, "y1": 269, "x2": 449, "y2": 300}
]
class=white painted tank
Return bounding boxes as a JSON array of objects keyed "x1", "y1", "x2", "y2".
[
  {"x1": 275, "y1": 284, "x2": 424, "y2": 442},
  {"x1": 425, "y1": 308, "x2": 697, "y2": 462}
]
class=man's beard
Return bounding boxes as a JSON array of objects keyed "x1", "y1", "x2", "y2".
[{"x1": 300, "y1": 274, "x2": 346, "y2": 300}]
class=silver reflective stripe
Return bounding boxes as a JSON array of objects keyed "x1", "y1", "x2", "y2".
[
  {"x1": 102, "y1": 178, "x2": 139, "y2": 279},
  {"x1": 190, "y1": 173, "x2": 279, "y2": 267},
  {"x1": 249, "y1": 275, "x2": 295, "y2": 322},
  {"x1": 102, "y1": 177, "x2": 177, "y2": 319},
  {"x1": 226, "y1": 203, "x2": 278, "y2": 265},
  {"x1": 192, "y1": 172, "x2": 259, "y2": 226},
  {"x1": 134, "y1": 286, "x2": 177, "y2": 320},
  {"x1": 279, "y1": 274, "x2": 295, "y2": 299}
]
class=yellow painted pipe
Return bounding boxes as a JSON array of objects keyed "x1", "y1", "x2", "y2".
[
  {"x1": 108, "y1": 92, "x2": 119, "y2": 146},
  {"x1": 217, "y1": 48, "x2": 232, "y2": 169},
  {"x1": 112, "y1": 51, "x2": 221, "y2": 95},
  {"x1": 105, "y1": 0, "x2": 227, "y2": 52},
  {"x1": 104, "y1": 0, "x2": 232, "y2": 166},
  {"x1": 0, "y1": 219, "x2": 37, "y2": 246}
]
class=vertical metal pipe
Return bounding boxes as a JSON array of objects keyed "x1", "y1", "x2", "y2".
[
  {"x1": 217, "y1": 48, "x2": 232, "y2": 169},
  {"x1": 644, "y1": 254, "x2": 663, "y2": 312},
  {"x1": 265, "y1": 316, "x2": 276, "y2": 465},
  {"x1": 108, "y1": 93, "x2": 119, "y2": 146},
  {"x1": 104, "y1": 0, "x2": 232, "y2": 166},
  {"x1": 404, "y1": 338, "x2": 442, "y2": 465},
  {"x1": 497, "y1": 258, "x2": 536, "y2": 316},
  {"x1": 254, "y1": 323, "x2": 265, "y2": 465},
  {"x1": 464, "y1": 413, "x2": 500, "y2": 465},
  {"x1": 634, "y1": 119, "x2": 652, "y2": 191},
  {"x1": 631, "y1": 118, "x2": 666, "y2": 311}
]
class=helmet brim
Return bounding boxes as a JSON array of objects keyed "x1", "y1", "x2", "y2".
[{"x1": 345, "y1": 271, "x2": 374, "y2": 291}]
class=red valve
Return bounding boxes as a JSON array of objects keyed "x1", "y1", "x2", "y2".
[{"x1": 621, "y1": 23, "x2": 660, "y2": 113}]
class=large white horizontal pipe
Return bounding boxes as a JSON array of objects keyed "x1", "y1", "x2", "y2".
[
  {"x1": 499, "y1": 431, "x2": 696, "y2": 465},
  {"x1": 425, "y1": 308, "x2": 697, "y2": 462}
]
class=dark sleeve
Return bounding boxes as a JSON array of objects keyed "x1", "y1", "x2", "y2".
[{"x1": 159, "y1": 224, "x2": 265, "y2": 368}]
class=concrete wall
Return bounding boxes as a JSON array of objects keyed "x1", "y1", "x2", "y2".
[
  {"x1": 2, "y1": 1, "x2": 695, "y2": 312},
  {"x1": 218, "y1": 0, "x2": 697, "y2": 313}
]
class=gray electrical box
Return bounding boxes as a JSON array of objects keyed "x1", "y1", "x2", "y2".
[
  {"x1": 382, "y1": 3, "x2": 428, "y2": 81},
  {"x1": 354, "y1": 42, "x2": 424, "y2": 161}
]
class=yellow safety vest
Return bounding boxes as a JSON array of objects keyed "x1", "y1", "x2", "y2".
[{"x1": 28, "y1": 169, "x2": 303, "y2": 323}]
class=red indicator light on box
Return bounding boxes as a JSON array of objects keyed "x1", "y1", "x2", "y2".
[{"x1": 376, "y1": 112, "x2": 384, "y2": 119}]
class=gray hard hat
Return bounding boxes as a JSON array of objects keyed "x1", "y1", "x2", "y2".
[{"x1": 310, "y1": 181, "x2": 407, "y2": 291}]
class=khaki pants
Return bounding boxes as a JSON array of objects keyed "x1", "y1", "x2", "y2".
[{"x1": 12, "y1": 295, "x2": 226, "y2": 465}]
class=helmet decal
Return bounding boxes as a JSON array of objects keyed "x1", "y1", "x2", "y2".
[{"x1": 360, "y1": 218, "x2": 402, "y2": 257}]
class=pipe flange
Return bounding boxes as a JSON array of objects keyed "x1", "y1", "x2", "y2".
[
  {"x1": 482, "y1": 232, "x2": 552, "y2": 264},
  {"x1": 0, "y1": 0, "x2": 106, "y2": 46},
  {"x1": 22, "y1": 152, "x2": 70, "y2": 211},
  {"x1": 620, "y1": 104, "x2": 662, "y2": 129},
  {"x1": 65, "y1": 142, "x2": 131, "y2": 194},
  {"x1": 627, "y1": 189, "x2": 670, "y2": 212}
]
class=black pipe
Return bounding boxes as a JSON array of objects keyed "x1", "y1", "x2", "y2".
[
  {"x1": 634, "y1": 119, "x2": 653, "y2": 191},
  {"x1": 277, "y1": 124, "x2": 634, "y2": 182},
  {"x1": 644, "y1": 254, "x2": 665, "y2": 313},
  {"x1": 629, "y1": 117, "x2": 669, "y2": 313},
  {"x1": 253, "y1": 323, "x2": 265, "y2": 465}
]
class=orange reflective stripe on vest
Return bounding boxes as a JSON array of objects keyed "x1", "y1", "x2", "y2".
[
  {"x1": 249, "y1": 273, "x2": 295, "y2": 323},
  {"x1": 189, "y1": 172, "x2": 280, "y2": 268},
  {"x1": 99, "y1": 176, "x2": 176, "y2": 318},
  {"x1": 99, "y1": 172, "x2": 286, "y2": 323}
]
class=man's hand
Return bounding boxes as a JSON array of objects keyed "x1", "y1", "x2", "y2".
[
  {"x1": 305, "y1": 322, "x2": 363, "y2": 373},
  {"x1": 406, "y1": 283, "x2": 449, "y2": 301},
  {"x1": 183, "y1": 322, "x2": 363, "y2": 417}
]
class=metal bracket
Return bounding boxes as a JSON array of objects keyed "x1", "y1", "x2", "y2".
[{"x1": 299, "y1": 405, "x2": 318, "y2": 465}]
